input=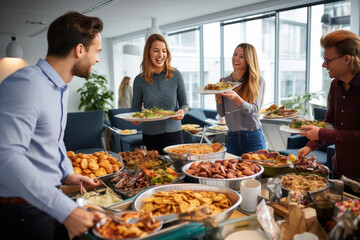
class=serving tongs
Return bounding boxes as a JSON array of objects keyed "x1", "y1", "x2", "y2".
[
  {"x1": 76, "y1": 198, "x2": 123, "y2": 223},
  {"x1": 126, "y1": 160, "x2": 141, "y2": 187},
  {"x1": 199, "y1": 125, "x2": 209, "y2": 144}
]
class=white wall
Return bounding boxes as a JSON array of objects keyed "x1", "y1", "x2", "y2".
[{"x1": 0, "y1": 33, "x2": 111, "y2": 113}]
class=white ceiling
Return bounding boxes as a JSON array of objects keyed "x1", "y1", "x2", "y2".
[{"x1": 0, "y1": 0, "x2": 268, "y2": 39}]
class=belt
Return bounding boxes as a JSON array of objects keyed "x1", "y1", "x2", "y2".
[{"x1": 0, "y1": 197, "x2": 27, "y2": 204}]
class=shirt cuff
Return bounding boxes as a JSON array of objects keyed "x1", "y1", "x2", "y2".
[
  {"x1": 318, "y1": 128, "x2": 335, "y2": 142},
  {"x1": 47, "y1": 193, "x2": 78, "y2": 223}
]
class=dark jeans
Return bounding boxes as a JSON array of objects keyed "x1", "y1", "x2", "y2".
[
  {"x1": 226, "y1": 128, "x2": 267, "y2": 157},
  {"x1": 143, "y1": 131, "x2": 183, "y2": 154},
  {"x1": 0, "y1": 202, "x2": 70, "y2": 240}
]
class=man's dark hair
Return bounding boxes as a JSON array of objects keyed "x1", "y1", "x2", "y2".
[{"x1": 47, "y1": 11, "x2": 103, "y2": 57}]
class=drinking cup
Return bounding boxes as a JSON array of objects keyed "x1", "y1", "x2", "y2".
[
  {"x1": 314, "y1": 199, "x2": 335, "y2": 227},
  {"x1": 240, "y1": 179, "x2": 261, "y2": 212}
]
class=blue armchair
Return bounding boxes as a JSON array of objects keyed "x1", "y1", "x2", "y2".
[
  {"x1": 279, "y1": 107, "x2": 335, "y2": 173},
  {"x1": 64, "y1": 110, "x2": 107, "y2": 154},
  {"x1": 108, "y1": 108, "x2": 143, "y2": 152},
  {"x1": 182, "y1": 108, "x2": 217, "y2": 127}
]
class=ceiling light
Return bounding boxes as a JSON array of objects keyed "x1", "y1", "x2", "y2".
[
  {"x1": 123, "y1": 44, "x2": 140, "y2": 55},
  {"x1": 6, "y1": 36, "x2": 23, "y2": 58},
  {"x1": 145, "y1": 18, "x2": 162, "y2": 40}
]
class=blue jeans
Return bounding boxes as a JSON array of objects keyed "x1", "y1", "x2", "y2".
[{"x1": 225, "y1": 129, "x2": 267, "y2": 157}]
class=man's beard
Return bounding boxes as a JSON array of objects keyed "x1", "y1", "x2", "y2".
[{"x1": 72, "y1": 59, "x2": 92, "y2": 78}]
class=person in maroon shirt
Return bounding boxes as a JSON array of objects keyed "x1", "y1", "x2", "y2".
[{"x1": 298, "y1": 30, "x2": 360, "y2": 184}]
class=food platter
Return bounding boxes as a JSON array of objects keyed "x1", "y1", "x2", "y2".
[
  {"x1": 262, "y1": 112, "x2": 298, "y2": 119},
  {"x1": 132, "y1": 183, "x2": 242, "y2": 224},
  {"x1": 279, "y1": 173, "x2": 334, "y2": 197},
  {"x1": 182, "y1": 160, "x2": 264, "y2": 190},
  {"x1": 116, "y1": 112, "x2": 182, "y2": 122},
  {"x1": 262, "y1": 106, "x2": 298, "y2": 119},
  {"x1": 92, "y1": 211, "x2": 163, "y2": 240},
  {"x1": 208, "y1": 125, "x2": 229, "y2": 132},
  {"x1": 118, "y1": 129, "x2": 138, "y2": 135},
  {"x1": 195, "y1": 82, "x2": 241, "y2": 95},
  {"x1": 67, "y1": 151, "x2": 124, "y2": 180},
  {"x1": 279, "y1": 125, "x2": 305, "y2": 134}
]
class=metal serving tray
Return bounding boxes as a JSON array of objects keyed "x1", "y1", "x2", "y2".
[
  {"x1": 132, "y1": 183, "x2": 242, "y2": 223},
  {"x1": 182, "y1": 161, "x2": 264, "y2": 190}
]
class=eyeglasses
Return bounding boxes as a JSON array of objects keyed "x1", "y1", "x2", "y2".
[{"x1": 322, "y1": 55, "x2": 344, "y2": 65}]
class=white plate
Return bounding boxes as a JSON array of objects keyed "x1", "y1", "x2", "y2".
[
  {"x1": 195, "y1": 82, "x2": 241, "y2": 95},
  {"x1": 208, "y1": 125, "x2": 229, "y2": 132},
  {"x1": 115, "y1": 112, "x2": 181, "y2": 122},
  {"x1": 117, "y1": 129, "x2": 137, "y2": 135},
  {"x1": 279, "y1": 125, "x2": 306, "y2": 134},
  {"x1": 225, "y1": 229, "x2": 267, "y2": 240}
]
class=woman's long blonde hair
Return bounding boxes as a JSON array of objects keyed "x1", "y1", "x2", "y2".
[
  {"x1": 141, "y1": 34, "x2": 175, "y2": 84},
  {"x1": 235, "y1": 43, "x2": 261, "y2": 104},
  {"x1": 118, "y1": 76, "x2": 130, "y2": 101}
]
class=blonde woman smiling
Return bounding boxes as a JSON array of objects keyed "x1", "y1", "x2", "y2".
[
  {"x1": 216, "y1": 43, "x2": 266, "y2": 156},
  {"x1": 131, "y1": 34, "x2": 188, "y2": 153}
]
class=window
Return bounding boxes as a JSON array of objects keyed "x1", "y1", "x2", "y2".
[
  {"x1": 111, "y1": 0, "x2": 351, "y2": 113},
  {"x1": 113, "y1": 37, "x2": 145, "y2": 107},
  {"x1": 309, "y1": 1, "x2": 351, "y2": 107},
  {"x1": 278, "y1": 8, "x2": 307, "y2": 104},
  {"x1": 223, "y1": 14, "x2": 275, "y2": 107},
  {"x1": 167, "y1": 28, "x2": 200, "y2": 108}
]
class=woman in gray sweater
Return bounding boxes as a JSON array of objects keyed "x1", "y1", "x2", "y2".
[
  {"x1": 216, "y1": 43, "x2": 266, "y2": 156},
  {"x1": 132, "y1": 34, "x2": 188, "y2": 153}
]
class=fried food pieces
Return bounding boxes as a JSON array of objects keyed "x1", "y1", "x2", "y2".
[
  {"x1": 181, "y1": 124, "x2": 201, "y2": 134},
  {"x1": 96, "y1": 211, "x2": 161, "y2": 239},
  {"x1": 166, "y1": 143, "x2": 224, "y2": 155},
  {"x1": 281, "y1": 173, "x2": 327, "y2": 195},
  {"x1": 67, "y1": 151, "x2": 122, "y2": 178},
  {"x1": 119, "y1": 148, "x2": 161, "y2": 169},
  {"x1": 141, "y1": 190, "x2": 232, "y2": 217}
]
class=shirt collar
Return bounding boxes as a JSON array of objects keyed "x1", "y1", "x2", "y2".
[
  {"x1": 349, "y1": 71, "x2": 360, "y2": 87},
  {"x1": 36, "y1": 59, "x2": 67, "y2": 91}
]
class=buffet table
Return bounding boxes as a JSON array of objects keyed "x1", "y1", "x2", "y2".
[{"x1": 62, "y1": 149, "x2": 359, "y2": 240}]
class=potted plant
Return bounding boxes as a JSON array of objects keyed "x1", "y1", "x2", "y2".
[
  {"x1": 281, "y1": 91, "x2": 325, "y2": 116},
  {"x1": 77, "y1": 71, "x2": 114, "y2": 116}
]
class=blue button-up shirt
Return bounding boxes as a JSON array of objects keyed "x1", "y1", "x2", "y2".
[{"x1": 0, "y1": 59, "x2": 77, "y2": 223}]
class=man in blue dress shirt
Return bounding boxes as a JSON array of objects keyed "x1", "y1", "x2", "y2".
[{"x1": 0, "y1": 12, "x2": 104, "y2": 239}]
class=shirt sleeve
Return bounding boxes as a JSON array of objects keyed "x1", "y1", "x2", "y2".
[
  {"x1": 176, "y1": 71, "x2": 188, "y2": 113},
  {"x1": 131, "y1": 75, "x2": 143, "y2": 112},
  {"x1": 239, "y1": 76, "x2": 264, "y2": 115},
  {"x1": 0, "y1": 77, "x2": 77, "y2": 223},
  {"x1": 324, "y1": 80, "x2": 336, "y2": 125}
]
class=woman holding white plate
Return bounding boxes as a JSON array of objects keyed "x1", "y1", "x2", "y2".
[
  {"x1": 215, "y1": 43, "x2": 266, "y2": 156},
  {"x1": 131, "y1": 34, "x2": 188, "y2": 153}
]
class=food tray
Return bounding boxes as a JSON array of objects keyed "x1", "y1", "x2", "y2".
[
  {"x1": 121, "y1": 152, "x2": 171, "y2": 171},
  {"x1": 68, "y1": 185, "x2": 123, "y2": 208},
  {"x1": 132, "y1": 183, "x2": 242, "y2": 223},
  {"x1": 163, "y1": 143, "x2": 226, "y2": 171},
  {"x1": 182, "y1": 161, "x2": 263, "y2": 190},
  {"x1": 278, "y1": 173, "x2": 335, "y2": 197},
  {"x1": 92, "y1": 211, "x2": 163, "y2": 240},
  {"x1": 110, "y1": 170, "x2": 186, "y2": 199}
]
